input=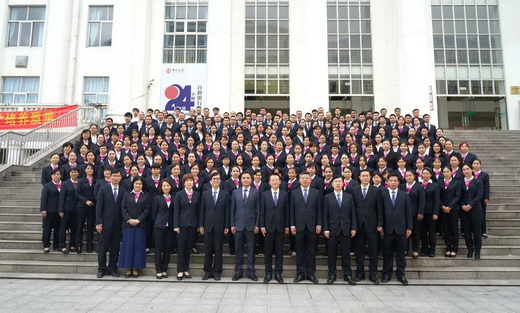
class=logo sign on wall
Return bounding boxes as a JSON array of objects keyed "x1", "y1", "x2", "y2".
[{"x1": 161, "y1": 64, "x2": 207, "y2": 112}]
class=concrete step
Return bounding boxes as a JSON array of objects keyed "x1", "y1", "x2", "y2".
[
  {"x1": 0, "y1": 200, "x2": 39, "y2": 207},
  {"x1": 2, "y1": 176, "x2": 41, "y2": 183},
  {"x1": 0, "y1": 213, "x2": 42, "y2": 223},
  {"x1": 0, "y1": 206, "x2": 40, "y2": 214}
]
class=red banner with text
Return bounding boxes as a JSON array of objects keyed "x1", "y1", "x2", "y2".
[{"x1": 0, "y1": 105, "x2": 78, "y2": 130}]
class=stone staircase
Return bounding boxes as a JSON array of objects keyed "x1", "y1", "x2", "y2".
[{"x1": 0, "y1": 130, "x2": 519, "y2": 284}]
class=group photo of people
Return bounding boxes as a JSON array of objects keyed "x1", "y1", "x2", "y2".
[{"x1": 39, "y1": 105, "x2": 490, "y2": 285}]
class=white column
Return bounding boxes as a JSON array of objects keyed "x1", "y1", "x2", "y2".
[
  {"x1": 371, "y1": 0, "x2": 438, "y2": 125},
  {"x1": 499, "y1": 0, "x2": 520, "y2": 130},
  {"x1": 207, "y1": 0, "x2": 234, "y2": 114},
  {"x1": 289, "y1": 0, "x2": 329, "y2": 115}
]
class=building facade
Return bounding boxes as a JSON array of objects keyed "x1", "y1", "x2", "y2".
[{"x1": 1, "y1": 0, "x2": 519, "y2": 129}]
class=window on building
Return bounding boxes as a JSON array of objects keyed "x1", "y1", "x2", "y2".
[
  {"x1": 88, "y1": 6, "x2": 113, "y2": 47},
  {"x1": 7, "y1": 6, "x2": 45, "y2": 47},
  {"x1": 164, "y1": 1, "x2": 208, "y2": 63},
  {"x1": 244, "y1": 0, "x2": 289, "y2": 95},
  {"x1": 1, "y1": 77, "x2": 39, "y2": 103},
  {"x1": 83, "y1": 77, "x2": 109, "y2": 104}
]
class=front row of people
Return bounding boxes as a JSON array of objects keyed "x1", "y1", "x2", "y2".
[{"x1": 41, "y1": 163, "x2": 483, "y2": 284}]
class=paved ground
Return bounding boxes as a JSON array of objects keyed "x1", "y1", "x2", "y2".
[{"x1": 0, "y1": 279, "x2": 519, "y2": 312}]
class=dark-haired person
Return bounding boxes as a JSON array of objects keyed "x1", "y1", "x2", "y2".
[
  {"x1": 459, "y1": 142, "x2": 477, "y2": 165},
  {"x1": 200, "y1": 172, "x2": 230, "y2": 281},
  {"x1": 400, "y1": 170, "x2": 425, "y2": 259},
  {"x1": 420, "y1": 168, "x2": 441, "y2": 258},
  {"x1": 144, "y1": 163, "x2": 163, "y2": 252},
  {"x1": 75, "y1": 163, "x2": 97, "y2": 253},
  {"x1": 231, "y1": 171, "x2": 261, "y2": 281},
  {"x1": 41, "y1": 153, "x2": 61, "y2": 186},
  {"x1": 41, "y1": 169, "x2": 62, "y2": 253},
  {"x1": 472, "y1": 159, "x2": 490, "y2": 238},
  {"x1": 381, "y1": 174, "x2": 412, "y2": 285},
  {"x1": 460, "y1": 163, "x2": 484, "y2": 259},
  {"x1": 123, "y1": 112, "x2": 138, "y2": 137},
  {"x1": 120, "y1": 177, "x2": 150, "y2": 278},
  {"x1": 323, "y1": 176, "x2": 357, "y2": 285},
  {"x1": 174, "y1": 174, "x2": 200, "y2": 280},
  {"x1": 439, "y1": 166, "x2": 462, "y2": 258},
  {"x1": 74, "y1": 129, "x2": 93, "y2": 154},
  {"x1": 260, "y1": 173, "x2": 289, "y2": 283},
  {"x1": 60, "y1": 151, "x2": 79, "y2": 181},
  {"x1": 152, "y1": 179, "x2": 174, "y2": 279},
  {"x1": 96, "y1": 169, "x2": 126, "y2": 278},
  {"x1": 58, "y1": 167, "x2": 80, "y2": 254}
]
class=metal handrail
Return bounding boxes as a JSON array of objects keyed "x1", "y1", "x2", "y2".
[{"x1": 0, "y1": 105, "x2": 106, "y2": 165}]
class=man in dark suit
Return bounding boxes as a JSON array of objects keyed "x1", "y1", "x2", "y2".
[
  {"x1": 139, "y1": 115, "x2": 159, "y2": 136},
  {"x1": 260, "y1": 173, "x2": 289, "y2": 283},
  {"x1": 290, "y1": 171, "x2": 322, "y2": 283},
  {"x1": 123, "y1": 112, "x2": 138, "y2": 137},
  {"x1": 95, "y1": 169, "x2": 126, "y2": 278},
  {"x1": 381, "y1": 174, "x2": 412, "y2": 285},
  {"x1": 323, "y1": 176, "x2": 357, "y2": 285},
  {"x1": 199, "y1": 172, "x2": 230, "y2": 281},
  {"x1": 349, "y1": 169, "x2": 383, "y2": 284},
  {"x1": 230, "y1": 171, "x2": 260, "y2": 281}
]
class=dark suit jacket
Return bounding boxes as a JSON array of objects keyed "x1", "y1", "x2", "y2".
[
  {"x1": 323, "y1": 191, "x2": 357, "y2": 236},
  {"x1": 123, "y1": 122, "x2": 138, "y2": 137},
  {"x1": 41, "y1": 165, "x2": 59, "y2": 186},
  {"x1": 94, "y1": 179, "x2": 111, "y2": 199},
  {"x1": 173, "y1": 190, "x2": 200, "y2": 228},
  {"x1": 75, "y1": 177, "x2": 96, "y2": 209},
  {"x1": 121, "y1": 192, "x2": 151, "y2": 229},
  {"x1": 439, "y1": 178, "x2": 462, "y2": 211},
  {"x1": 95, "y1": 184, "x2": 126, "y2": 230},
  {"x1": 230, "y1": 187, "x2": 260, "y2": 231},
  {"x1": 475, "y1": 171, "x2": 490, "y2": 200},
  {"x1": 348, "y1": 185, "x2": 383, "y2": 233},
  {"x1": 40, "y1": 182, "x2": 60, "y2": 213},
  {"x1": 199, "y1": 188, "x2": 230, "y2": 232},
  {"x1": 460, "y1": 179, "x2": 484, "y2": 211},
  {"x1": 58, "y1": 180, "x2": 78, "y2": 213},
  {"x1": 260, "y1": 189, "x2": 289, "y2": 233},
  {"x1": 382, "y1": 188, "x2": 412, "y2": 235},
  {"x1": 152, "y1": 195, "x2": 173, "y2": 229},
  {"x1": 290, "y1": 187, "x2": 322, "y2": 232},
  {"x1": 399, "y1": 182, "x2": 425, "y2": 216},
  {"x1": 423, "y1": 182, "x2": 441, "y2": 215}
]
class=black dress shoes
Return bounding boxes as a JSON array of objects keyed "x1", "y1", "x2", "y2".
[
  {"x1": 467, "y1": 250, "x2": 474, "y2": 258},
  {"x1": 264, "y1": 273, "x2": 272, "y2": 283},
  {"x1": 109, "y1": 271, "x2": 120, "y2": 278},
  {"x1": 248, "y1": 273, "x2": 259, "y2": 281},
  {"x1": 344, "y1": 275, "x2": 356, "y2": 285},
  {"x1": 275, "y1": 274, "x2": 284, "y2": 283},
  {"x1": 474, "y1": 251, "x2": 481, "y2": 259},
  {"x1": 232, "y1": 272, "x2": 242, "y2": 281},
  {"x1": 293, "y1": 274, "x2": 305, "y2": 283},
  {"x1": 86, "y1": 244, "x2": 93, "y2": 253},
  {"x1": 381, "y1": 275, "x2": 390, "y2": 283},
  {"x1": 327, "y1": 275, "x2": 336, "y2": 285},
  {"x1": 97, "y1": 271, "x2": 104, "y2": 278},
  {"x1": 202, "y1": 273, "x2": 212, "y2": 280},
  {"x1": 76, "y1": 247, "x2": 82, "y2": 254},
  {"x1": 308, "y1": 275, "x2": 319, "y2": 284},
  {"x1": 355, "y1": 274, "x2": 365, "y2": 282},
  {"x1": 369, "y1": 275, "x2": 379, "y2": 284},
  {"x1": 230, "y1": 249, "x2": 235, "y2": 256},
  {"x1": 214, "y1": 274, "x2": 221, "y2": 281},
  {"x1": 398, "y1": 276, "x2": 408, "y2": 285}
]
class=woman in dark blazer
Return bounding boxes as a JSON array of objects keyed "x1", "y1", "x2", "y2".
[
  {"x1": 460, "y1": 163, "x2": 484, "y2": 259},
  {"x1": 119, "y1": 178, "x2": 151, "y2": 278},
  {"x1": 40, "y1": 169, "x2": 62, "y2": 253},
  {"x1": 75, "y1": 163, "x2": 96, "y2": 253},
  {"x1": 472, "y1": 159, "x2": 490, "y2": 237},
  {"x1": 420, "y1": 168, "x2": 441, "y2": 258},
  {"x1": 152, "y1": 180, "x2": 174, "y2": 279},
  {"x1": 399, "y1": 170, "x2": 425, "y2": 258},
  {"x1": 449, "y1": 155, "x2": 464, "y2": 181},
  {"x1": 41, "y1": 153, "x2": 61, "y2": 186},
  {"x1": 439, "y1": 166, "x2": 462, "y2": 258},
  {"x1": 174, "y1": 174, "x2": 201, "y2": 280}
]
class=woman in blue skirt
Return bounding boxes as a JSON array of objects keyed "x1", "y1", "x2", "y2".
[{"x1": 119, "y1": 177, "x2": 150, "y2": 278}]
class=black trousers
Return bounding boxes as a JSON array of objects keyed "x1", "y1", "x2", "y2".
[
  {"x1": 76, "y1": 207, "x2": 95, "y2": 248},
  {"x1": 327, "y1": 233, "x2": 352, "y2": 277},
  {"x1": 442, "y1": 210, "x2": 459, "y2": 252},
  {"x1": 264, "y1": 230, "x2": 284, "y2": 275},
  {"x1": 154, "y1": 227, "x2": 172, "y2": 273},
  {"x1": 383, "y1": 232, "x2": 407, "y2": 278},
  {"x1": 228, "y1": 233, "x2": 235, "y2": 253},
  {"x1": 289, "y1": 232, "x2": 296, "y2": 251},
  {"x1": 235, "y1": 230, "x2": 256, "y2": 275},
  {"x1": 58, "y1": 211, "x2": 77, "y2": 249},
  {"x1": 409, "y1": 216, "x2": 421, "y2": 253},
  {"x1": 256, "y1": 233, "x2": 265, "y2": 253},
  {"x1": 42, "y1": 212, "x2": 60, "y2": 249},
  {"x1": 420, "y1": 213, "x2": 436, "y2": 254},
  {"x1": 97, "y1": 227, "x2": 121, "y2": 273},
  {"x1": 295, "y1": 229, "x2": 317, "y2": 276},
  {"x1": 177, "y1": 227, "x2": 196, "y2": 272},
  {"x1": 355, "y1": 223, "x2": 378, "y2": 276},
  {"x1": 145, "y1": 216, "x2": 153, "y2": 249},
  {"x1": 203, "y1": 229, "x2": 224, "y2": 275},
  {"x1": 462, "y1": 209, "x2": 482, "y2": 252},
  {"x1": 482, "y1": 202, "x2": 487, "y2": 234}
]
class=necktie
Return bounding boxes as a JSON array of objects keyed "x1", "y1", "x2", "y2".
[
  {"x1": 72, "y1": 182, "x2": 77, "y2": 188},
  {"x1": 362, "y1": 187, "x2": 367, "y2": 199},
  {"x1": 273, "y1": 191, "x2": 278, "y2": 206},
  {"x1": 391, "y1": 190, "x2": 396, "y2": 206},
  {"x1": 337, "y1": 193, "x2": 342, "y2": 207},
  {"x1": 188, "y1": 193, "x2": 193, "y2": 202},
  {"x1": 303, "y1": 189, "x2": 308, "y2": 203},
  {"x1": 243, "y1": 189, "x2": 248, "y2": 203},
  {"x1": 213, "y1": 190, "x2": 218, "y2": 205},
  {"x1": 113, "y1": 187, "x2": 118, "y2": 202}
]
